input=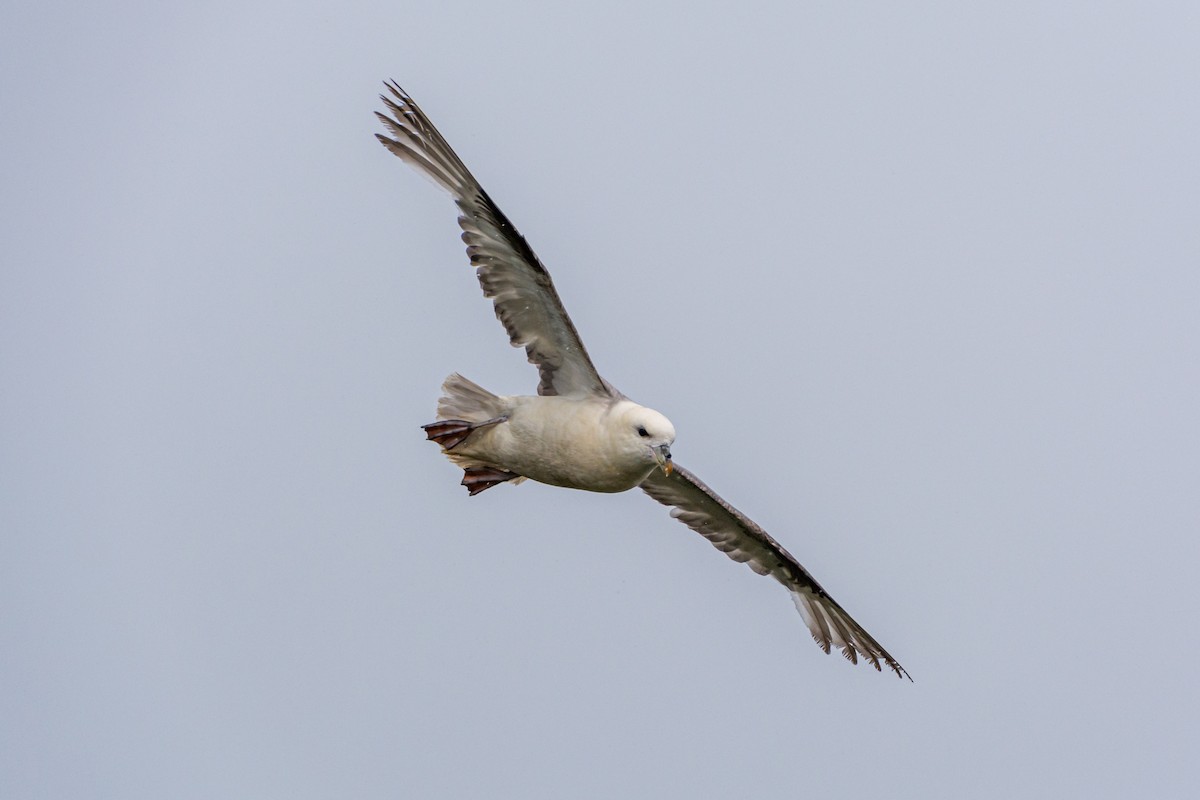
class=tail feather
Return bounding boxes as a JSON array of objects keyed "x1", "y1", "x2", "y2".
[
  {"x1": 437, "y1": 373, "x2": 504, "y2": 422},
  {"x1": 424, "y1": 374, "x2": 522, "y2": 492}
]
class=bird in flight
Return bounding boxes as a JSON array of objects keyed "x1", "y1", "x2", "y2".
[{"x1": 375, "y1": 81, "x2": 910, "y2": 679}]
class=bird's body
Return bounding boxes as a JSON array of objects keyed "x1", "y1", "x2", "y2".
[
  {"x1": 375, "y1": 81, "x2": 911, "y2": 679},
  {"x1": 429, "y1": 375, "x2": 676, "y2": 493}
]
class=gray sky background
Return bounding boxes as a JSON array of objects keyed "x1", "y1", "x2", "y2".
[{"x1": 3, "y1": 2, "x2": 1199, "y2": 797}]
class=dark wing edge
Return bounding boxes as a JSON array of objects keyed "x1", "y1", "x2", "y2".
[
  {"x1": 374, "y1": 81, "x2": 616, "y2": 399},
  {"x1": 639, "y1": 464, "x2": 911, "y2": 680}
]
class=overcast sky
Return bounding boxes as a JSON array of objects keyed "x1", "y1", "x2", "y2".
[{"x1": 3, "y1": 2, "x2": 1199, "y2": 798}]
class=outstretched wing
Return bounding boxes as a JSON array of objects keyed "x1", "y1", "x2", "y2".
[
  {"x1": 375, "y1": 82, "x2": 615, "y2": 399},
  {"x1": 640, "y1": 464, "x2": 910, "y2": 679}
]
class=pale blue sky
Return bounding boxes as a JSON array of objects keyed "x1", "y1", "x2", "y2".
[{"x1": 3, "y1": 2, "x2": 1199, "y2": 797}]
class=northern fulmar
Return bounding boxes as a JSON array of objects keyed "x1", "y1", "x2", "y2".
[{"x1": 375, "y1": 82, "x2": 909, "y2": 680}]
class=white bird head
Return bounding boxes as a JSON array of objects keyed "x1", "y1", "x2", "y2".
[{"x1": 612, "y1": 402, "x2": 676, "y2": 476}]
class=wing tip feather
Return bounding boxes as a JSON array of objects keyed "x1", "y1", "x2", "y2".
[{"x1": 791, "y1": 588, "x2": 910, "y2": 680}]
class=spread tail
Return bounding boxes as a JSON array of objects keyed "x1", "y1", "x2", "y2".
[
  {"x1": 436, "y1": 373, "x2": 504, "y2": 422},
  {"x1": 423, "y1": 374, "x2": 523, "y2": 493}
]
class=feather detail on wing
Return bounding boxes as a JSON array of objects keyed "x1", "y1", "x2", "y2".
[
  {"x1": 375, "y1": 82, "x2": 615, "y2": 399},
  {"x1": 639, "y1": 464, "x2": 910, "y2": 680}
]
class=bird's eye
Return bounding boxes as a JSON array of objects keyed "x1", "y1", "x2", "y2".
[{"x1": 637, "y1": 425, "x2": 650, "y2": 437}]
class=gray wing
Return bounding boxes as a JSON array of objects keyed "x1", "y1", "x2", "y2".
[
  {"x1": 640, "y1": 464, "x2": 910, "y2": 679},
  {"x1": 375, "y1": 82, "x2": 615, "y2": 399}
]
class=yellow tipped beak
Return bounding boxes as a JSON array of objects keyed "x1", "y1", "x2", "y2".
[{"x1": 655, "y1": 445, "x2": 673, "y2": 476}]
